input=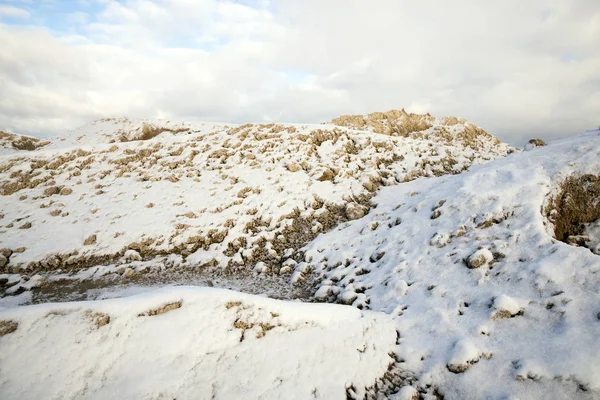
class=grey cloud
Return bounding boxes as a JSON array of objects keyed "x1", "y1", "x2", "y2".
[{"x1": 0, "y1": 0, "x2": 599, "y2": 145}]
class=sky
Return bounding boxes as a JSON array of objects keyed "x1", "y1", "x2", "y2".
[{"x1": 0, "y1": 0, "x2": 599, "y2": 144}]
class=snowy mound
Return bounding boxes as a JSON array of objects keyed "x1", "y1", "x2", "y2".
[
  {"x1": 0, "y1": 112, "x2": 509, "y2": 276},
  {"x1": 302, "y1": 131, "x2": 600, "y2": 398},
  {"x1": 0, "y1": 287, "x2": 397, "y2": 399},
  {"x1": 0, "y1": 130, "x2": 50, "y2": 156}
]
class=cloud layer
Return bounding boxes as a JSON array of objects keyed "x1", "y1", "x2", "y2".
[{"x1": 1, "y1": 0, "x2": 599, "y2": 143}]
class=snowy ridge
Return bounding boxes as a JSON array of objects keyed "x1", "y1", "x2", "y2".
[
  {"x1": 2, "y1": 115, "x2": 598, "y2": 398},
  {"x1": 302, "y1": 131, "x2": 600, "y2": 398},
  {"x1": 0, "y1": 130, "x2": 50, "y2": 156},
  {"x1": 0, "y1": 113, "x2": 509, "y2": 275}
]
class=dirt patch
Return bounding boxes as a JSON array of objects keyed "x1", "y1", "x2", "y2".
[
  {"x1": 138, "y1": 301, "x2": 182, "y2": 317},
  {"x1": 84, "y1": 310, "x2": 110, "y2": 328},
  {"x1": 0, "y1": 319, "x2": 18, "y2": 336},
  {"x1": 546, "y1": 174, "x2": 600, "y2": 252}
]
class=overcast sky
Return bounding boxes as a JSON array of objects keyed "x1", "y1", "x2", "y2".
[{"x1": 0, "y1": 0, "x2": 599, "y2": 144}]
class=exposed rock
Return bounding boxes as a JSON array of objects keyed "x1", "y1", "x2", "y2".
[
  {"x1": 466, "y1": 248, "x2": 493, "y2": 269},
  {"x1": 60, "y1": 187, "x2": 73, "y2": 195},
  {"x1": 345, "y1": 203, "x2": 367, "y2": 220},
  {"x1": 0, "y1": 320, "x2": 18, "y2": 336},
  {"x1": 286, "y1": 163, "x2": 302, "y2": 172},
  {"x1": 138, "y1": 301, "x2": 182, "y2": 317},
  {"x1": 124, "y1": 249, "x2": 142, "y2": 262},
  {"x1": 18, "y1": 222, "x2": 32, "y2": 229},
  {"x1": 123, "y1": 268, "x2": 136, "y2": 278},
  {"x1": 313, "y1": 167, "x2": 335, "y2": 182},
  {"x1": 44, "y1": 186, "x2": 60, "y2": 196},
  {"x1": 83, "y1": 234, "x2": 97, "y2": 246}
]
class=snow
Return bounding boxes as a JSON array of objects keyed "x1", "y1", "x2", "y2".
[
  {"x1": 0, "y1": 115, "x2": 599, "y2": 398},
  {"x1": 0, "y1": 287, "x2": 397, "y2": 399},
  {"x1": 583, "y1": 220, "x2": 600, "y2": 255},
  {"x1": 303, "y1": 131, "x2": 600, "y2": 398},
  {"x1": 0, "y1": 115, "x2": 508, "y2": 272},
  {"x1": 492, "y1": 294, "x2": 522, "y2": 316}
]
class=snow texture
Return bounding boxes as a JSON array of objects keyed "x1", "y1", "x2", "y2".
[
  {"x1": 0, "y1": 287, "x2": 396, "y2": 399},
  {"x1": 303, "y1": 131, "x2": 600, "y2": 399}
]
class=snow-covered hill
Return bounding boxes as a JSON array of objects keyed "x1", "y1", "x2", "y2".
[
  {"x1": 0, "y1": 130, "x2": 50, "y2": 156},
  {"x1": 0, "y1": 112, "x2": 508, "y2": 275},
  {"x1": 1, "y1": 113, "x2": 599, "y2": 399},
  {"x1": 302, "y1": 129, "x2": 600, "y2": 398}
]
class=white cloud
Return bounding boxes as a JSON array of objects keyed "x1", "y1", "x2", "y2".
[
  {"x1": 0, "y1": 0, "x2": 599, "y2": 144},
  {"x1": 0, "y1": 5, "x2": 30, "y2": 19}
]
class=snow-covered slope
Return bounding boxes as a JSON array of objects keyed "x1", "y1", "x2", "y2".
[
  {"x1": 0, "y1": 130, "x2": 50, "y2": 156},
  {"x1": 302, "y1": 129, "x2": 600, "y2": 399},
  {"x1": 0, "y1": 286, "x2": 398, "y2": 399},
  {"x1": 0, "y1": 113, "x2": 508, "y2": 275},
  {"x1": 2, "y1": 113, "x2": 598, "y2": 399}
]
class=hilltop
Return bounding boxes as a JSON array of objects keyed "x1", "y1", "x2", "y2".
[{"x1": 1, "y1": 112, "x2": 599, "y2": 399}]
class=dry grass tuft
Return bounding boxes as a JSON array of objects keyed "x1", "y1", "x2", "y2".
[
  {"x1": 331, "y1": 109, "x2": 433, "y2": 137},
  {"x1": 85, "y1": 310, "x2": 110, "y2": 328},
  {"x1": 547, "y1": 174, "x2": 600, "y2": 247},
  {"x1": 0, "y1": 130, "x2": 50, "y2": 151},
  {"x1": 138, "y1": 301, "x2": 182, "y2": 317},
  {"x1": 528, "y1": 138, "x2": 546, "y2": 147},
  {"x1": 118, "y1": 123, "x2": 190, "y2": 142},
  {"x1": 225, "y1": 301, "x2": 242, "y2": 309},
  {"x1": 0, "y1": 320, "x2": 18, "y2": 336}
]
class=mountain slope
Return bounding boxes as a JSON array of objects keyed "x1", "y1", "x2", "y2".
[
  {"x1": 0, "y1": 112, "x2": 509, "y2": 276},
  {"x1": 302, "y1": 129, "x2": 600, "y2": 398}
]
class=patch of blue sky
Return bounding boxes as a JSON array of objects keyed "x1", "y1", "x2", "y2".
[
  {"x1": 283, "y1": 69, "x2": 310, "y2": 85},
  {"x1": 0, "y1": 0, "x2": 100, "y2": 33}
]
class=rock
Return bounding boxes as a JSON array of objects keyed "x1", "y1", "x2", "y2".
[
  {"x1": 466, "y1": 248, "x2": 493, "y2": 269},
  {"x1": 41, "y1": 255, "x2": 61, "y2": 269},
  {"x1": 314, "y1": 285, "x2": 332, "y2": 300},
  {"x1": 315, "y1": 167, "x2": 335, "y2": 182},
  {"x1": 338, "y1": 290, "x2": 358, "y2": 305},
  {"x1": 254, "y1": 262, "x2": 268, "y2": 274},
  {"x1": 83, "y1": 234, "x2": 97, "y2": 246},
  {"x1": 430, "y1": 232, "x2": 450, "y2": 248},
  {"x1": 124, "y1": 249, "x2": 142, "y2": 262},
  {"x1": 0, "y1": 255, "x2": 8, "y2": 267},
  {"x1": 447, "y1": 339, "x2": 488, "y2": 374},
  {"x1": 0, "y1": 248, "x2": 12, "y2": 258},
  {"x1": 286, "y1": 163, "x2": 301, "y2": 172},
  {"x1": 361, "y1": 181, "x2": 374, "y2": 192},
  {"x1": 492, "y1": 295, "x2": 523, "y2": 319},
  {"x1": 0, "y1": 320, "x2": 18, "y2": 337},
  {"x1": 89, "y1": 312, "x2": 110, "y2": 328},
  {"x1": 43, "y1": 186, "x2": 60, "y2": 196},
  {"x1": 528, "y1": 138, "x2": 546, "y2": 146},
  {"x1": 345, "y1": 202, "x2": 367, "y2": 220},
  {"x1": 18, "y1": 222, "x2": 32, "y2": 229},
  {"x1": 60, "y1": 187, "x2": 73, "y2": 195},
  {"x1": 27, "y1": 274, "x2": 46, "y2": 288},
  {"x1": 123, "y1": 268, "x2": 136, "y2": 278},
  {"x1": 396, "y1": 386, "x2": 419, "y2": 400},
  {"x1": 524, "y1": 138, "x2": 546, "y2": 151}
]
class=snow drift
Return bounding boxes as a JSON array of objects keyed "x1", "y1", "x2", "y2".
[
  {"x1": 302, "y1": 129, "x2": 600, "y2": 399},
  {"x1": 0, "y1": 287, "x2": 397, "y2": 400}
]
